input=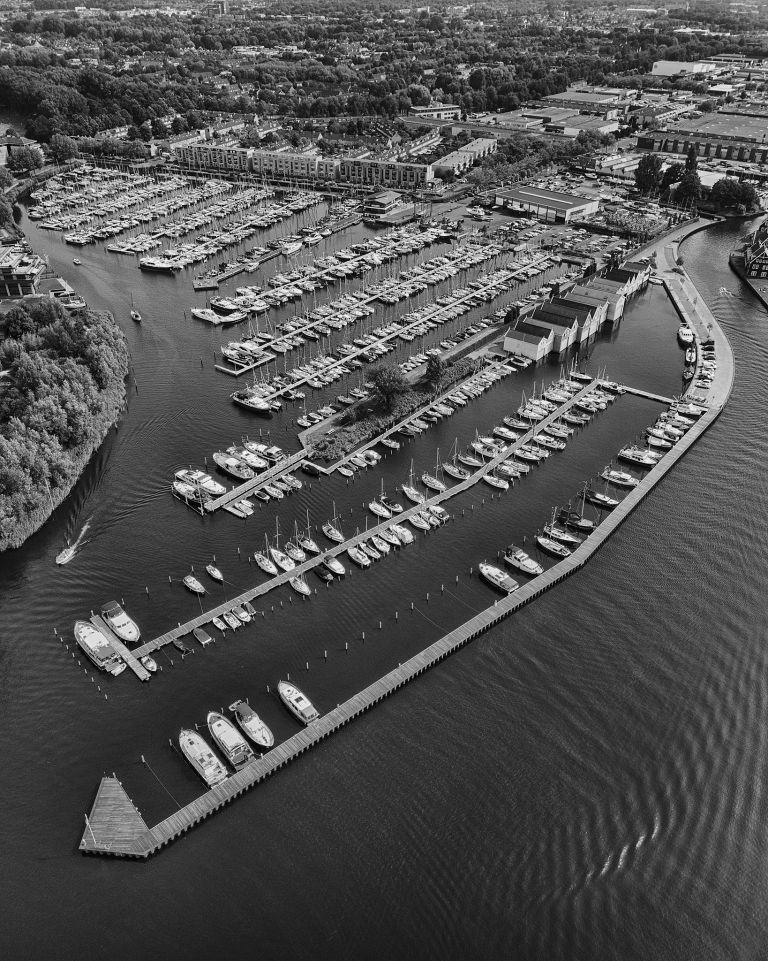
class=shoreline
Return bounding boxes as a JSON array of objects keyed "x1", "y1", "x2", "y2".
[{"x1": 79, "y1": 217, "x2": 734, "y2": 859}]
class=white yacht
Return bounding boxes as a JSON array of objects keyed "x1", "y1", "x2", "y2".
[
  {"x1": 207, "y1": 712, "x2": 254, "y2": 769},
  {"x1": 278, "y1": 681, "x2": 319, "y2": 725},
  {"x1": 179, "y1": 729, "x2": 228, "y2": 787}
]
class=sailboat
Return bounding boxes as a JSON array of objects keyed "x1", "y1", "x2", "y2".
[
  {"x1": 443, "y1": 438, "x2": 471, "y2": 480},
  {"x1": 421, "y1": 450, "x2": 446, "y2": 493},
  {"x1": 254, "y1": 535, "x2": 279, "y2": 575},
  {"x1": 269, "y1": 519, "x2": 295, "y2": 571},
  {"x1": 130, "y1": 293, "x2": 141, "y2": 324},
  {"x1": 299, "y1": 510, "x2": 321, "y2": 554},
  {"x1": 284, "y1": 522, "x2": 307, "y2": 562},
  {"x1": 401, "y1": 460, "x2": 425, "y2": 505},
  {"x1": 322, "y1": 502, "x2": 344, "y2": 543}
]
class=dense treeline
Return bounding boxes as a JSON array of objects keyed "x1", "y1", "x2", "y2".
[
  {"x1": 1, "y1": 1, "x2": 766, "y2": 141},
  {"x1": 0, "y1": 300, "x2": 129, "y2": 550}
]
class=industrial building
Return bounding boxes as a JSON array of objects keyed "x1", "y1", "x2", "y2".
[
  {"x1": 495, "y1": 186, "x2": 600, "y2": 223},
  {"x1": 431, "y1": 138, "x2": 497, "y2": 177},
  {"x1": 637, "y1": 114, "x2": 768, "y2": 164}
]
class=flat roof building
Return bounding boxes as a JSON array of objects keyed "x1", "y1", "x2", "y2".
[{"x1": 495, "y1": 186, "x2": 600, "y2": 223}]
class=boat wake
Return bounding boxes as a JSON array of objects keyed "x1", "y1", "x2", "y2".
[{"x1": 55, "y1": 519, "x2": 91, "y2": 566}]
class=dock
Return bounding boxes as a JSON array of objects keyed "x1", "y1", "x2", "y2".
[
  {"x1": 79, "y1": 224, "x2": 736, "y2": 859},
  {"x1": 90, "y1": 615, "x2": 151, "y2": 682},
  {"x1": 621, "y1": 386, "x2": 675, "y2": 404},
  {"x1": 204, "y1": 447, "x2": 310, "y2": 513}
]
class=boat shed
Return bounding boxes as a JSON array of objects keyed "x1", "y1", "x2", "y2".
[
  {"x1": 503, "y1": 320, "x2": 555, "y2": 361},
  {"x1": 549, "y1": 297, "x2": 602, "y2": 342},
  {"x1": 494, "y1": 186, "x2": 600, "y2": 223},
  {"x1": 571, "y1": 282, "x2": 625, "y2": 322},
  {"x1": 528, "y1": 305, "x2": 580, "y2": 352}
]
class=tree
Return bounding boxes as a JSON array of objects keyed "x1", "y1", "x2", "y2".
[
  {"x1": 369, "y1": 364, "x2": 407, "y2": 411},
  {"x1": 0, "y1": 197, "x2": 13, "y2": 228},
  {"x1": 675, "y1": 171, "x2": 702, "y2": 206},
  {"x1": 7, "y1": 145, "x2": 43, "y2": 172},
  {"x1": 406, "y1": 83, "x2": 431, "y2": 107},
  {"x1": 0, "y1": 167, "x2": 13, "y2": 188},
  {"x1": 138, "y1": 120, "x2": 153, "y2": 142},
  {"x1": 634, "y1": 153, "x2": 663, "y2": 193},
  {"x1": 661, "y1": 162, "x2": 685, "y2": 192},
  {"x1": 49, "y1": 134, "x2": 78, "y2": 163},
  {"x1": 710, "y1": 177, "x2": 759, "y2": 211},
  {"x1": 685, "y1": 145, "x2": 698, "y2": 173},
  {"x1": 150, "y1": 118, "x2": 168, "y2": 139},
  {"x1": 170, "y1": 115, "x2": 188, "y2": 135},
  {"x1": 425, "y1": 353, "x2": 446, "y2": 390}
]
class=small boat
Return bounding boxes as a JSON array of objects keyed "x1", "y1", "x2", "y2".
[
  {"x1": 536, "y1": 535, "x2": 572, "y2": 558},
  {"x1": 72, "y1": 257, "x2": 82, "y2": 265},
  {"x1": 482, "y1": 473, "x2": 509, "y2": 490},
  {"x1": 618, "y1": 446, "x2": 659, "y2": 467},
  {"x1": 427, "y1": 504, "x2": 449, "y2": 524},
  {"x1": 254, "y1": 551, "x2": 278, "y2": 575},
  {"x1": 212, "y1": 616, "x2": 228, "y2": 633},
  {"x1": 390, "y1": 523, "x2": 413, "y2": 545},
  {"x1": 584, "y1": 488, "x2": 619, "y2": 509},
  {"x1": 290, "y1": 575, "x2": 312, "y2": 596},
  {"x1": 379, "y1": 528, "x2": 401, "y2": 547},
  {"x1": 140, "y1": 655, "x2": 158, "y2": 673},
  {"x1": 458, "y1": 452, "x2": 484, "y2": 469},
  {"x1": 347, "y1": 545, "x2": 371, "y2": 568},
  {"x1": 269, "y1": 547, "x2": 295, "y2": 572},
  {"x1": 183, "y1": 574, "x2": 206, "y2": 595},
  {"x1": 381, "y1": 494, "x2": 403, "y2": 514},
  {"x1": 322, "y1": 554, "x2": 346, "y2": 576},
  {"x1": 315, "y1": 566, "x2": 334, "y2": 583},
  {"x1": 369, "y1": 499, "x2": 391, "y2": 519},
  {"x1": 479, "y1": 562, "x2": 519, "y2": 594},
  {"x1": 543, "y1": 523, "x2": 581, "y2": 546},
  {"x1": 206, "y1": 564, "x2": 224, "y2": 583},
  {"x1": 503, "y1": 546, "x2": 543, "y2": 576},
  {"x1": 179, "y1": 729, "x2": 227, "y2": 787},
  {"x1": 207, "y1": 712, "x2": 254, "y2": 769},
  {"x1": 371, "y1": 534, "x2": 390, "y2": 554},
  {"x1": 443, "y1": 461, "x2": 470, "y2": 480},
  {"x1": 360, "y1": 541, "x2": 380, "y2": 560},
  {"x1": 558, "y1": 509, "x2": 595, "y2": 534},
  {"x1": 230, "y1": 699, "x2": 274, "y2": 749},
  {"x1": 381, "y1": 437, "x2": 400, "y2": 450},
  {"x1": 232, "y1": 604, "x2": 251, "y2": 623},
  {"x1": 173, "y1": 638, "x2": 193, "y2": 656},
  {"x1": 408, "y1": 512, "x2": 430, "y2": 532},
  {"x1": 213, "y1": 452, "x2": 253, "y2": 481},
  {"x1": 278, "y1": 681, "x2": 319, "y2": 725},
  {"x1": 223, "y1": 611, "x2": 241, "y2": 630},
  {"x1": 193, "y1": 627, "x2": 213, "y2": 647},
  {"x1": 600, "y1": 467, "x2": 638, "y2": 488},
  {"x1": 73, "y1": 620, "x2": 124, "y2": 675},
  {"x1": 285, "y1": 541, "x2": 307, "y2": 563},
  {"x1": 323, "y1": 521, "x2": 344, "y2": 543},
  {"x1": 100, "y1": 600, "x2": 141, "y2": 644},
  {"x1": 677, "y1": 325, "x2": 694, "y2": 345}
]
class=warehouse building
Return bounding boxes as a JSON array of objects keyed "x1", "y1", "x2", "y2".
[{"x1": 495, "y1": 186, "x2": 600, "y2": 223}]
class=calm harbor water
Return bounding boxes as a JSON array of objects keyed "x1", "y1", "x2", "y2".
[{"x1": 0, "y1": 209, "x2": 764, "y2": 960}]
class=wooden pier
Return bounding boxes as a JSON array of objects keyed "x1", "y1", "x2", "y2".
[
  {"x1": 129, "y1": 380, "x2": 607, "y2": 663},
  {"x1": 204, "y1": 447, "x2": 310, "y2": 513},
  {"x1": 90, "y1": 615, "x2": 151, "y2": 682}
]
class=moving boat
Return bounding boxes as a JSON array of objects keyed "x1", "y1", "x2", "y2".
[
  {"x1": 503, "y1": 546, "x2": 543, "y2": 576},
  {"x1": 100, "y1": 601, "x2": 141, "y2": 644},
  {"x1": 207, "y1": 712, "x2": 254, "y2": 769},
  {"x1": 206, "y1": 564, "x2": 224, "y2": 583},
  {"x1": 130, "y1": 294, "x2": 141, "y2": 324},
  {"x1": 179, "y1": 728, "x2": 228, "y2": 787},
  {"x1": 183, "y1": 574, "x2": 206, "y2": 595},
  {"x1": 478, "y1": 562, "x2": 519, "y2": 594},
  {"x1": 73, "y1": 620, "x2": 125, "y2": 675},
  {"x1": 229, "y1": 699, "x2": 274, "y2": 749},
  {"x1": 536, "y1": 535, "x2": 572, "y2": 558},
  {"x1": 278, "y1": 680, "x2": 319, "y2": 725}
]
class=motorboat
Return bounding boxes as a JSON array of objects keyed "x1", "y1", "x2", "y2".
[
  {"x1": 601, "y1": 468, "x2": 638, "y2": 488},
  {"x1": 207, "y1": 712, "x2": 254, "y2": 770},
  {"x1": 389, "y1": 524, "x2": 414, "y2": 545},
  {"x1": 172, "y1": 480, "x2": 207, "y2": 506},
  {"x1": 232, "y1": 604, "x2": 251, "y2": 623},
  {"x1": 183, "y1": 574, "x2": 206, "y2": 595},
  {"x1": 618, "y1": 446, "x2": 659, "y2": 467},
  {"x1": 347, "y1": 545, "x2": 371, "y2": 568},
  {"x1": 193, "y1": 627, "x2": 213, "y2": 647},
  {"x1": 140, "y1": 655, "x2": 158, "y2": 673},
  {"x1": 503, "y1": 546, "x2": 543, "y2": 576},
  {"x1": 584, "y1": 488, "x2": 619, "y2": 509},
  {"x1": 230, "y1": 699, "x2": 274, "y2": 749},
  {"x1": 223, "y1": 611, "x2": 241, "y2": 630},
  {"x1": 478, "y1": 562, "x2": 519, "y2": 594},
  {"x1": 73, "y1": 620, "x2": 124, "y2": 675},
  {"x1": 174, "y1": 469, "x2": 226, "y2": 497},
  {"x1": 212, "y1": 616, "x2": 227, "y2": 632},
  {"x1": 380, "y1": 494, "x2": 403, "y2": 514},
  {"x1": 322, "y1": 554, "x2": 346, "y2": 576},
  {"x1": 206, "y1": 564, "x2": 224, "y2": 583},
  {"x1": 231, "y1": 391, "x2": 273, "y2": 417},
  {"x1": 179, "y1": 729, "x2": 228, "y2": 787},
  {"x1": 536, "y1": 535, "x2": 572, "y2": 558},
  {"x1": 278, "y1": 680, "x2": 319, "y2": 725},
  {"x1": 100, "y1": 601, "x2": 141, "y2": 644},
  {"x1": 212, "y1": 452, "x2": 253, "y2": 481},
  {"x1": 677, "y1": 325, "x2": 694, "y2": 346}
]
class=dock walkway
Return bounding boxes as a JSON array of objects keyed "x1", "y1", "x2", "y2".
[
  {"x1": 205, "y1": 447, "x2": 309, "y2": 513},
  {"x1": 131, "y1": 380, "x2": 603, "y2": 662},
  {"x1": 90, "y1": 615, "x2": 151, "y2": 682}
]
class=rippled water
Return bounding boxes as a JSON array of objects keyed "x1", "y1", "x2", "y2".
[{"x1": 0, "y1": 210, "x2": 763, "y2": 960}]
